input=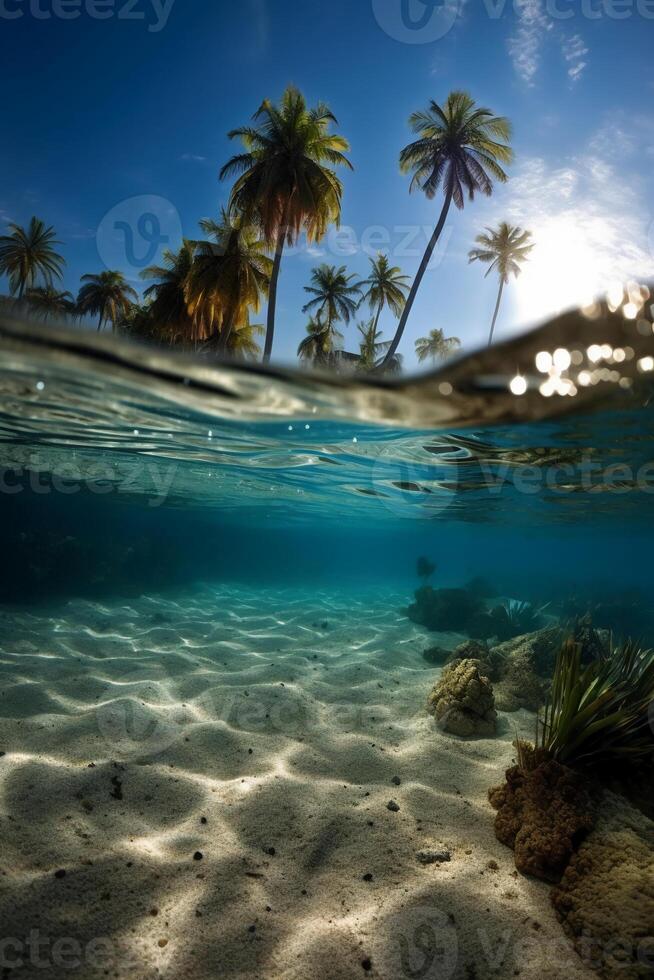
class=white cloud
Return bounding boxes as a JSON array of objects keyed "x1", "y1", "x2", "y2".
[
  {"x1": 508, "y1": 1, "x2": 589, "y2": 86},
  {"x1": 181, "y1": 153, "x2": 208, "y2": 164},
  {"x1": 470, "y1": 120, "x2": 653, "y2": 328},
  {"x1": 508, "y1": 0, "x2": 552, "y2": 85},
  {"x1": 562, "y1": 33, "x2": 588, "y2": 83}
]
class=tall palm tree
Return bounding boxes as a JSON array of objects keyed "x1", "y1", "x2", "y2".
[
  {"x1": 24, "y1": 285, "x2": 75, "y2": 320},
  {"x1": 0, "y1": 217, "x2": 65, "y2": 298},
  {"x1": 141, "y1": 240, "x2": 196, "y2": 345},
  {"x1": 415, "y1": 328, "x2": 461, "y2": 366},
  {"x1": 220, "y1": 85, "x2": 352, "y2": 362},
  {"x1": 297, "y1": 315, "x2": 338, "y2": 368},
  {"x1": 382, "y1": 91, "x2": 513, "y2": 367},
  {"x1": 186, "y1": 211, "x2": 272, "y2": 351},
  {"x1": 360, "y1": 253, "x2": 409, "y2": 334},
  {"x1": 468, "y1": 222, "x2": 534, "y2": 345},
  {"x1": 356, "y1": 317, "x2": 391, "y2": 372},
  {"x1": 76, "y1": 271, "x2": 138, "y2": 331},
  {"x1": 302, "y1": 264, "x2": 362, "y2": 350}
]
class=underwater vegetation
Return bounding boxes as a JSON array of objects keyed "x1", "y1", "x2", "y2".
[
  {"x1": 487, "y1": 634, "x2": 654, "y2": 977},
  {"x1": 536, "y1": 638, "x2": 654, "y2": 770},
  {"x1": 406, "y1": 570, "x2": 546, "y2": 643}
]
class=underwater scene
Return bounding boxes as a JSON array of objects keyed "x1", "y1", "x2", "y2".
[{"x1": 1, "y1": 306, "x2": 653, "y2": 980}]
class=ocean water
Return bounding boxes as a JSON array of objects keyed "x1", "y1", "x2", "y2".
[{"x1": 0, "y1": 302, "x2": 653, "y2": 979}]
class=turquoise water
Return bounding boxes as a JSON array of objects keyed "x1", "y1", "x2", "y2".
[
  {"x1": 0, "y1": 304, "x2": 653, "y2": 979},
  {"x1": 2, "y1": 305, "x2": 654, "y2": 618}
]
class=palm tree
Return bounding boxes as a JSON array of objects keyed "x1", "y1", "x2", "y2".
[
  {"x1": 356, "y1": 318, "x2": 391, "y2": 372},
  {"x1": 226, "y1": 318, "x2": 265, "y2": 361},
  {"x1": 24, "y1": 285, "x2": 75, "y2": 320},
  {"x1": 297, "y1": 315, "x2": 337, "y2": 368},
  {"x1": 302, "y1": 264, "x2": 362, "y2": 350},
  {"x1": 76, "y1": 271, "x2": 138, "y2": 331},
  {"x1": 415, "y1": 328, "x2": 461, "y2": 366},
  {"x1": 220, "y1": 85, "x2": 352, "y2": 361},
  {"x1": 0, "y1": 217, "x2": 65, "y2": 298},
  {"x1": 186, "y1": 211, "x2": 272, "y2": 351},
  {"x1": 141, "y1": 240, "x2": 196, "y2": 345},
  {"x1": 360, "y1": 253, "x2": 409, "y2": 334},
  {"x1": 382, "y1": 91, "x2": 513, "y2": 367},
  {"x1": 468, "y1": 222, "x2": 534, "y2": 345}
]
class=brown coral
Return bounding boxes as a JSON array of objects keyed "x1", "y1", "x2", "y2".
[
  {"x1": 427, "y1": 659, "x2": 497, "y2": 737},
  {"x1": 493, "y1": 646, "x2": 546, "y2": 712},
  {"x1": 488, "y1": 760, "x2": 596, "y2": 882},
  {"x1": 551, "y1": 791, "x2": 654, "y2": 979}
]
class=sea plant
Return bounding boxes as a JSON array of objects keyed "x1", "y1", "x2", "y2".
[
  {"x1": 536, "y1": 639, "x2": 654, "y2": 769},
  {"x1": 491, "y1": 599, "x2": 547, "y2": 638}
]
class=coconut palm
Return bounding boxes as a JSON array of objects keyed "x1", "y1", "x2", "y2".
[
  {"x1": 302, "y1": 264, "x2": 362, "y2": 350},
  {"x1": 220, "y1": 85, "x2": 352, "y2": 361},
  {"x1": 186, "y1": 212, "x2": 272, "y2": 351},
  {"x1": 76, "y1": 271, "x2": 138, "y2": 331},
  {"x1": 415, "y1": 328, "x2": 461, "y2": 366},
  {"x1": 359, "y1": 253, "x2": 409, "y2": 334},
  {"x1": 297, "y1": 315, "x2": 337, "y2": 368},
  {"x1": 226, "y1": 318, "x2": 265, "y2": 360},
  {"x1": 468, "y1": 222, "x2": 534, "y2": 345},
  {"x1": 0, "y1": 217, "x2": 65, "y2": 298},
  {"x1": 382, "y1": 91, "x2": 513, "y2": 367},
  {"x1": 24, "y1": 285, "x2": 75, "y2": 320},
  {"x1": 141, "y1": 240, "x2": 196, "y2": 345},
  {"x1": 356, "y1": 318, "x2": 391, "y2": 372}
]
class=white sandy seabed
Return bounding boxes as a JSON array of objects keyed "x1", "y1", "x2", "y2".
[{"x1": 0, "y1": 586, "x2": 595, "y2": 980}]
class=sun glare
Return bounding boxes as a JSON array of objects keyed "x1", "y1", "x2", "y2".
[{"x1": 512, "y1": 216, "x2": 619, "y2": 326}]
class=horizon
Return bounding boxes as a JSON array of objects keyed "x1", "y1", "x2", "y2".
[{"x1": 1, "y1": 0, "x2": 653, "y2": 367}]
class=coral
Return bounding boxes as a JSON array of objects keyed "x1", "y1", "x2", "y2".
[
  {"x1": 492, "y1": 626, "x2": 563, "y2": 675},
  {"x1": 416, "y1": 556, "x2": 436, "y2": 582},
  {"x1": 406, "y1": 586, "x2": 485, "y2": 633},
  {"x1": 551, "y1": 791, "x2": 654, "y2": 979},
  {"x1": 493, "y1": 646, "x2": 547, "y2": 712},
  {"x1": 488, "y1": 759, "x2": 596, "y2": 882},
  {"x1": 427, "y1": 659, "x2": 497, "y2": 737}
]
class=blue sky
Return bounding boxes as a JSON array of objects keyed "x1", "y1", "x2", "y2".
[{"x1": 1, "y1": 0, "x2": 653, "y2": 367}]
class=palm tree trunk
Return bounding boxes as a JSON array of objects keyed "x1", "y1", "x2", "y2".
[
  {"x1": 373, "y1": 302, "x2": 383, "y2": 335},
  {"x1": 381, "y1": 186, "x2": 453, "y2": 368},
  {"x1": 263, "y1": 229, "x2": 285, "y2": 363},
  {"x1": 488, "y1": 278, "x2": 505, "y2": 346}
]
